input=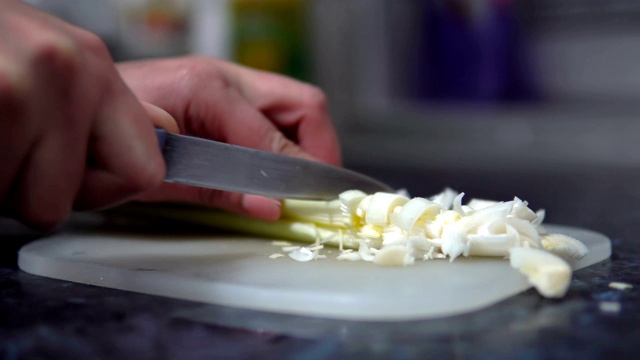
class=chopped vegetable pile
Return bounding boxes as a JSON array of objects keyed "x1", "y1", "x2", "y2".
[
  {"x1": 116, "y1": 188, "x2": 589, "y2": 299},
  {"x1": 273, "y1": 188, "x2": 589, "y2": 298}
]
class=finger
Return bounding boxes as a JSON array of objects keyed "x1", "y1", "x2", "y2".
[
  {"x1": 0, "y1": 57, "x2": 31, "y2": 200},
  {"x1": 4, "y1": 129, "x2": 86, "y2": 229},
  {"x1": 135, "y1": 93, "x2": 287, "y2": 219},
  {"x1": 135, "y1": 183, "x2": 281, "y2": 221},
  {"x1": 118, "y1": 58, "x2": 340, "y2": 164},
  {"x1": 74, "y1": 82, "x2": 166, "y2": 210},
  {"x1": 219, "y1": 62, "x2": 342, "y2": 166},
  {"x1": 142, "y1": 101, "x2": 179, "y2": 133},
  {"x1": 189, "y1": 85, "x2": 318, "y2": 162},
  {"x1": 0, "y1": 39, "x2": 88, "y2": 229}
]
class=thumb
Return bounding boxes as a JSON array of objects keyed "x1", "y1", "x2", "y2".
[
  {"x1": 265, "y1": 130, "x2": 319, "y2": 162},
  {"x1": 141, "y1": 102, "x2": 179, "y2": 133}
]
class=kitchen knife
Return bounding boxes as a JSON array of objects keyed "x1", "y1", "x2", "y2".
[{"x1": 155, "y1": 129, "x2": 393, "y2": 200}]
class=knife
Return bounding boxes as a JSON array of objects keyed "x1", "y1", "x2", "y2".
[{"x1": 155, "y1": 129, "x2": 393, "y2": 200}]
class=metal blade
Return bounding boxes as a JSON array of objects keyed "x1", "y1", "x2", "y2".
[{"x1": 160, "y1": 132, "x2": 392, "y2": 199}]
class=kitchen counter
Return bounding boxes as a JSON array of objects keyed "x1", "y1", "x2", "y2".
[{"x1": 1, "y1": 166, "x2": 638, "y2": 359}]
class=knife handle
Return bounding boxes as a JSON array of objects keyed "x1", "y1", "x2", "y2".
[{"x1": 155, "y1": 128, "x2": 167, "y2": 151}]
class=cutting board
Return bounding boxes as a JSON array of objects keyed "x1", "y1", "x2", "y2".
[{"x1": 18, "y1": 224, "x2": 610, "y2": 321}]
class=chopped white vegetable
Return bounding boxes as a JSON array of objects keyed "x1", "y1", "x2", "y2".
[
  {"x1": 281, "y1": 246, "x2": 301, "y2": 252},
  {"x1": 510, "y1": 197, "x2": 538, "y2": 222},
  {"x1": 429, "y1": 187, "x2": 458, "y2": 209},
  {"x1": 392, "y1": 197, "x2": 441, "y2": 234},
  {"x1": 467, "y1": 223, "x2": 519, "y2": 257},
  {"x1": 357, "y1": 240, "x2": 375, "y2": 261},
  {"x1": 365, "y1": 192, "x2": 409, "y2": 226},
  {"x1": 441, "y1": 199, "x2": 514, "y2": 260},
  {"x1": 356, "y1": 195, "x2": 372, "y2": 219},
  {"x1": 271, "y1": 241, "x2": 293, "y2": 247},
  {"x1": 509, "y1": 247, "x2": 571, "y2": 298},
  {"x1": 541, "y1": 233, "x2": 588, "y2": 260},
  {"x1": 609, "y1": 282, "x2": 633, "y2": 290},
  {"x1": 466, "y1": 198, "x2": 499, "y2": 211},
  {"x1": 599, "y1": 301, "x2": 621, "y2": 313},
  {"x1": 262, "y1": 187, "x2": 589, "y2": 299},
  {"x1": 452, "y1": 192, "x2": 468, "y2": 216},
  {"x1": 269, "y1": 253, "x2": 285, "y2": 259},
  {"x1": 337, "y1": 252, "x2": 362, "y2": 261},
  {"x1": 373, "y1": 245, "x2": 414, "y2": 266},
  {"x1": 288, "y1": 247, "x2": 315, "y2": 262}
]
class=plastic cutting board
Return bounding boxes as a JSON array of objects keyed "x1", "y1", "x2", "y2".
[{"x1": 18, "y1": 224, "x2": 611, "y2": 321}]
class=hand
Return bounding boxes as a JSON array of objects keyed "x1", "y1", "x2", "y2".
[
  {"x1": 0, "y1": 1, "x2": 169, "y2": 229},
  {"x1": 117, "y1": 56, "x2": 342, "y2": 220}
]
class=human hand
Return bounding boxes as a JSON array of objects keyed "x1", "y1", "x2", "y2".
[
  {"x1": 117, "y1": 56, "x2": 342, "y2": 220},
  {"x1": 0, "y1": 1, "x2": 170, "y2": 229}
]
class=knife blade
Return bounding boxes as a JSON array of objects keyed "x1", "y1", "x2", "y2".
[{"x1": 155, "y1": 129, "x2": 393, "y2": 200}]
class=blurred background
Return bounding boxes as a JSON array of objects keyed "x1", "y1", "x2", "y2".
[{"x1": 24, "y1": 0, "x2": 640, "y2": 215}]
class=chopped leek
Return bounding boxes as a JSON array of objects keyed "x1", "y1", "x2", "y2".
[{"x1": 112, "y1": 187, "x2": 590, "y2": 299}]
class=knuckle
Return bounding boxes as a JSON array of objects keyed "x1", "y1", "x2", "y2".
[
  {"x1": 269, "y1": 131, "x2": 299, "y2": 156},
  {"x1": 195, "y1": 188, "x2": 244, "y2": 214},
  {"x1": 19, "y1": 203, "x2": 69, "y2": 230},
  {"x1": 29, "y1": 34, "x2": 81, "y2": 72},
  {"x1": 0, "y1": 63, "x2": 29, "y2": 108},
  {"x1": 196, "y1": 187, "x2": 225, "y2": 207},
  {"x1": 176, "y1": 58, "x2": 230, "y2": 93},
  {"x1": 124, "y1": 162, "x2": 165, "y2": 194},
  {"x1": 29, "y1": 30, "x2": 111, "y2": 82},
  {"x1": 301, "y1": 85, "x2": 328, "y2": 112},
  {"x1": 75, "y1": 30, "x2": 110, "y2": 59}
]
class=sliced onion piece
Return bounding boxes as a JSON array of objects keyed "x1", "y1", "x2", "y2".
[
  {"x1": 356, "y1": 195, "x2": 373, "y2": 219},
  {"x1": 358, "y1": 224, "x2": 383, "y2": 238},
  {"x1": 477, "y1": 217, "x2": 540, "y2": 248},
  {"x1": 509, "y1": 197, "x2": 538, "y2": 222},
  {"x1": 452, "y1": 192, "x2": 468, "y2": 216},
  {"x1": 531, "y1": 209, "x2": 546, "y2": 227},
  {"x1": 271, "y1": 241, "x2": 293, "y2": 247},
  {"x1": 509, "y1": 247, "x2": 571, "y2": 298},
  {"x1": 424, "y1": 210, "x2": 460, "y2": 239},
  {"x1": 337, "y1": 252, "x2": 362, "y2": 261},
  {"x1": 504, "y1": 217, "x2": 541, "y2": 247},
  {"x1": 429, "y1": 188, "x2": 458, "y2": 210},
  {"x1": 357, "y1": 240, "x2": 375, "y2": 261},
  {"x1": 373, "y1": 245, "x2": 415, "y2": 266},
  {"x1": 468, "y1": 224, "x2": 519, "y2": 257},
  {"x1": 441, "y1": 201, "x2": 514, "y2": 260},
  {"x1": 392, "y1": 197, "x2": 442, "y2": 234},
  {"x1": 281, "y1": 246, "x2": 300, "y2": 252},
  {"x1": 282, "y1": 199, "x2": 345, "y2": 226},
  {"x1": 541, "y1": 233, "x2": 588, "y2": 260},
  {"x1": 467, "y1": 198, "x2": 499, "y2": 211},
  {"x1": 381, "y1": 228, "x2": 406, "y2": 245},
  {"x1": 365, "y1": 192, "x2": 409, "y2": 226},
  {"x1": 339, "y1": 190, "x2": 367, "y2": 223},
  {"x1": 288, "y1": 247, "x2": 315, "y2": 262}
]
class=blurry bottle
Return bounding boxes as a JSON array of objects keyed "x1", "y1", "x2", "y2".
[
  {"x1": 411, "y1": 0, "x2": 538, "y2": 103},
  {"x1": 115, "y1": 0, "x2": 190, "y2": 60},
  {"x1": 231, "y1": 0, "x2": 310, "y2": 81},
  {"x1": 189, "y1": 0, "x2": 232, "y2": 59}
]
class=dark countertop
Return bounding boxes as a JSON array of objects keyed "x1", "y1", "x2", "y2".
[{"x1": 1, "y1": 165, "x2": 639, "y2": 359}]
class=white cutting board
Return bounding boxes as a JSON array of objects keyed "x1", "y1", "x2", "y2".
[{"x1": 18, "y1": 225, "x2": 610, "y2": 321}]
